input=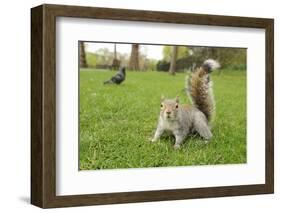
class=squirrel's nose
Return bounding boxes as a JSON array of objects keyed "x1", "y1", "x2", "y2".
[{"x1": 166, "y1": 111, "x2": 171, "y2": 115}]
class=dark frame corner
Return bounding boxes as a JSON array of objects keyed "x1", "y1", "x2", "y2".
[{"x1": 31, "y1": 4, "x2": 274, "y2": 208}]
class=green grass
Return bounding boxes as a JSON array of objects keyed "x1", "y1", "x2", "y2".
[{"x1": 79, "y1": 69, "x2": 246, "y2": 170}]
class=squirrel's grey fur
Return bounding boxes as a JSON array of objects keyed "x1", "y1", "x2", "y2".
[{"x1": 151, "y1": 59, "x2": 219, "y2": 149}]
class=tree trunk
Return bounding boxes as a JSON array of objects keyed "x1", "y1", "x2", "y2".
[
  {"x1": 169, "y1": 46, "x2": 178, "y2": 75},
  {"x1": 129, "y1": 44, "x2": 140, "y2": 71},
  {"x1": 114, "y1": 43, "x2": 117, "y2": 60},
  {"x1": 111, "y1": 43, "x2": 120, "y2": 70},
  {"x1": 79, "y1": 41, "x2": 87, "y2": 68}
]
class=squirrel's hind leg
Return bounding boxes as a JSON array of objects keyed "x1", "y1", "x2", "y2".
[{"x1": 194, "y1": 116, "x2": 213, "y2": 141}]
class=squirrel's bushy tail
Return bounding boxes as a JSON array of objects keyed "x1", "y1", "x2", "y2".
[{"x1": 187, "y1": 59, "x2": 220, "y2": 121}]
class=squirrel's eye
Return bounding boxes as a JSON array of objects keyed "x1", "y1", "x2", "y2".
[
  {"x1": 175, "y1": 104, "x2": 178, "y2": 109},
  {"x1": 160, "y1": 104, "x2": 163, "y2": 108}
]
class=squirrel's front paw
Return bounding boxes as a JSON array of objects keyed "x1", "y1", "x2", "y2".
[
  {"x1": 173, "y1": 144, "x2": 181, "y2": 150},
  {"x1": 204, "y1": 140, "x2": 210, "y2": 144},
  {"x1": 149, "y1": 138, "x2": 157, "y2": 143}
]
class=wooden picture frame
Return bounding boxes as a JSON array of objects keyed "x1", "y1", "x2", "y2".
[{"x1": 31, "y1": 4, "x2": 274, "y2": 208}]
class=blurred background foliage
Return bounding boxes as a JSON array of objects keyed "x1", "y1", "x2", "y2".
[{"x1": 80, "y1": 42, "x2": 246, "y2": 73}]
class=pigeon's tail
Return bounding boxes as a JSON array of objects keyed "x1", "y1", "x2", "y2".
[{"x1": 103, "y1": 80, "x2": 113, "y2": 84}]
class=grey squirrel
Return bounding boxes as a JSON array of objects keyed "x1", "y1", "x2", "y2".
[{"x1": 150, "y1": 59, "x2": 220, "y2": 149}]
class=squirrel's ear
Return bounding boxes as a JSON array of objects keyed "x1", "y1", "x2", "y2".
[
  {"x1": 175, "y1": 96, "x2": 180, "y2": 103},
  {"x1": 161, "y1": 95, "x2": 165, "y2": 102}
]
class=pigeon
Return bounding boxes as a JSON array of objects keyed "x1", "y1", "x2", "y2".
[{"x1": 103, "y1": 67, "x2": 126, "y2": 85}]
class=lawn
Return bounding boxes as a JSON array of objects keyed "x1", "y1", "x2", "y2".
[{"x1": 79, "y1": 69, "x2": 246, "y2": 170}]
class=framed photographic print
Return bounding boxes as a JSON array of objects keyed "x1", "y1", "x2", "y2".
[{"x1": 31, "y1": 4, "x2": 274, "y2": 208}]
